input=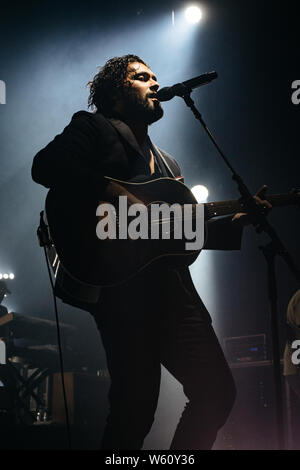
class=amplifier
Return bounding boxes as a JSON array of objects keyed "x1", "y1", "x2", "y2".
[
  {"x1": 224, "y1": 334, "x2": 267, "y2": 363},
  {"x1": 213, "y1": 359, "x2": 289, "y2": 450},
  {"x1": 52, "y1": 371, "x2": 110, "y2": 437}
]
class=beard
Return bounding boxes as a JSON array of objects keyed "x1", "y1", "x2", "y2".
[{"x1": 121, "y1": 85, "x2": 164, "y2": 125}]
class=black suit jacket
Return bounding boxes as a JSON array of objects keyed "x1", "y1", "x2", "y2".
[
  {"x1": 32, "y1": 110, "x2": 242, "y2": 248},
  {"x1": 32, "y1": 111, "x2": 180, "y2": 188},
  {"x1": 32, "y1": 111, "x2": 243, "y2": 320}
]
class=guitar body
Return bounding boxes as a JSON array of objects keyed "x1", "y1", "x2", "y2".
[
  {"x1": 44, "y1": 176, "x2": 299, "y2": 293},
  {"x1": 45, "y1": 177, "x2": 201, "y2": 287}
]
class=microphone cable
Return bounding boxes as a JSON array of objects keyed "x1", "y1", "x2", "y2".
[{"x1": 38, "y1": 212, "x2": 72, "y2": 449}]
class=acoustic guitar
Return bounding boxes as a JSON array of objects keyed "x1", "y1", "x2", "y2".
[{"x1": 41, "y1": 176, "x2": 299, "y2": 302}]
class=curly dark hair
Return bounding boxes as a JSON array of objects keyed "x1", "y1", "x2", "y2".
[{"x1": 88, "y1": 54, "x2": 149, "y2": 116}]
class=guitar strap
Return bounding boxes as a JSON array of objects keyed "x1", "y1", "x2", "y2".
[{"x1": 150, "y1": 141, "x2": 176, "y2": 178}]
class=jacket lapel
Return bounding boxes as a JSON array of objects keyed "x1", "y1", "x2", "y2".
[
  {"x1": 108, "y1": 118, "x2": 144, "y2": 157},
  {"x1": 108, "y1": 118, "x2": 176, "y2": 178}
]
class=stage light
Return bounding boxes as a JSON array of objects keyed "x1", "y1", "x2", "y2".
[
  {"x1": 0, "y1": 272, "x2": 15, "y2": 280},
  {"x1": 191, "y1": 185, "x2": 209, "y2": 202},
  {"x1": 185, "y1": 5, "x2": 203, "y2": 24}
]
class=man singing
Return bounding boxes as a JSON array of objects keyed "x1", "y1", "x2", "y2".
[{"x1": 32, "y1": 54, "x2": 269, "y2": 449}]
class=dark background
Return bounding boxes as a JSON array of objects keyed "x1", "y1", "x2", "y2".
[{"x1": 0, "y1": 0, "x2": 299, "y2": 436}]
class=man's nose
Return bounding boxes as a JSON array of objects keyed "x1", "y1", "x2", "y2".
[{"x1": 150, "y1": 80, "x2": 159, "y2": 92}]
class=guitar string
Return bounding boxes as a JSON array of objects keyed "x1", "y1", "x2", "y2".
[{"x1": 111, "y1": 193, "x2": 291, "y2": 227}]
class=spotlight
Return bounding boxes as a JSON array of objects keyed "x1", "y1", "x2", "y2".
[
  {"x1": 191, "y1": 185, "x2": 209, "y2": 202},
  {"x1": 185, "y1": 5, "x2": 203, "y2": 24},
  {"x1": 0, "y1": 273, "x2": 15, "y2": 280}
]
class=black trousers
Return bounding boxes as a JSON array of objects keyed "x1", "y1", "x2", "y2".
[{"x1": 93, "y1": 267, "x2": 236, "y2": 450}]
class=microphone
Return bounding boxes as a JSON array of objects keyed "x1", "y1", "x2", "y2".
[{"x1": 155, "y1": 71, "x2": 218, "y2": 102}]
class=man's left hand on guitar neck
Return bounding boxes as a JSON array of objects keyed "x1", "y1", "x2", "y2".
[{"x1": 232, "y1": 184, "x2": 272, "y2": 227}]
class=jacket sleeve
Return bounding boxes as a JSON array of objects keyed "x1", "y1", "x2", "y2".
[
  {"x1": 204, "y1": 216, "x2": 243, "y2": 250},
  {"x1": 31, "y1": 111, "x2": 109, "y2": 191}
]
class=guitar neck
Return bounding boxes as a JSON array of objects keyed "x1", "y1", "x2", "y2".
[{"x1": 204, "y1": 193, "x2": 298, "y2": 220}]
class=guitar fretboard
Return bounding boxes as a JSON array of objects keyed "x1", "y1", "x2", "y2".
[{"x1": 203, "y1": 193, "x2": 299, "y2": 220}]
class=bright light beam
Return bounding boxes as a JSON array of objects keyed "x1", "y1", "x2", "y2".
[
  {"x1": 191, "y1": 185, "x2": 209, "y2": 202},
  {"x1": 185, "y1": 6, "x2": 203, "y2": 24}
]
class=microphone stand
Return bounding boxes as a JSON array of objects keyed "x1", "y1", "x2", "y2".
[{"x1": 180, "y1": 88, "x2": 300, "y2": 450}]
